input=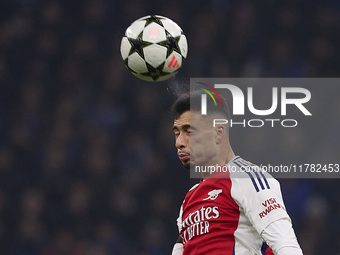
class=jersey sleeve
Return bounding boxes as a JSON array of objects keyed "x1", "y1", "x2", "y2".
[
  {"x1": 261, "y1": 219, "x2": 303, "y2": 255},
  {"x1": 176, "y1": 203, "x2": 183, "y2": 233},
  {"x1": 230, "y1": 169, "x2": 291, "y2": 235},
  {"x1": 171, "y1": 243, "x2": 184, "y2": 255}
]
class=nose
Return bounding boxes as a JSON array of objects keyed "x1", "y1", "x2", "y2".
[{"x1": 175, "y1": 132, "x2": 188, "y2": 149}]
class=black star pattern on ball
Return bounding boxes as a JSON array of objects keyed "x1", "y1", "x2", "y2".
[
  {"x1": 142, "y1": 15, "x2": 164, "y2": 27},
  {"x1": 159, "y1": 32, "x2": 182, "y2": 57},
  {"x1": 142, "y1": 63, "x2": 171, "y2": 81},
  {"x1": 127, "y1": 34, "x2": 151, "y2": 58}
]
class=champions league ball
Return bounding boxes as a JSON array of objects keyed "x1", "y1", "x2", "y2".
[{"x1": 120, "y1": 15, "x2": 188, "y2": 82}]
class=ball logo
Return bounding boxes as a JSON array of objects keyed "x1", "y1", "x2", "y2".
[
  {"x1": 148, "y1": 27, "x2": 160, "y2": 39},
  {"x1": 168, "y1": 55, "x2": 180, "y2": 68}
]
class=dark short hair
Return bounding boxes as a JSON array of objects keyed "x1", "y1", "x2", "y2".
[{"x1": 172, "y1": 90, "x2": 230, "y2": 120}]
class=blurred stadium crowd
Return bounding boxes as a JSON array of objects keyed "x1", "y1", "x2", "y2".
[{"x1": 0, "y1": 0, "x2": 340, "y2": 254}]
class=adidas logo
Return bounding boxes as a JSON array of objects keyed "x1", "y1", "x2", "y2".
[{"x1": 167, "y1": 55, "x2": 179, "y2": 68}]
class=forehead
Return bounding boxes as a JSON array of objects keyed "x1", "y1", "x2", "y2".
[
  {"x1": 173, "y1": 111, "x2": 208, "y2": 128},
  {"x1": 173, "y1": 111, "x2": 190, "y2": 128}
]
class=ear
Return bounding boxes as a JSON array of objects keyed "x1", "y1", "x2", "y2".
[{"x1": 215, "y1": 125, "x2": 225, "y2": 144}]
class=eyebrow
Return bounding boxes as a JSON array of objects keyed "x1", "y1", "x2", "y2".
[{"x1": 172, "y1": 124, "x2": 190, "y2": 131}]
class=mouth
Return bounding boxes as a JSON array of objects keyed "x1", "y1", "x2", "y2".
[{"x1": 178, "y1": 153, "x2": 190, "y2": 162}]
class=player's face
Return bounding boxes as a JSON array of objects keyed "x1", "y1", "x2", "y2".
[
  {"x1": 173, "y1": 111, "x2": 191, "y2": 168},
  {"x1": 173, "y1": 111, "x2": 218, "y2": 169}
]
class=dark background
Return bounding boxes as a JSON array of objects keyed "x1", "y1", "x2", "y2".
[{"x1": 0, "y1": 0, "x2": 340, "y2": 254}]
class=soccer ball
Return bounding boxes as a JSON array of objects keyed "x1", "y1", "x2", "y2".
[{"x1": 120, "y1": 15, "x2": 188, "y2": 82}]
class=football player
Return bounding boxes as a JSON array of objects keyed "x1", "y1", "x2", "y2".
[{"x1": 171, "y1": 92, "x2": 303, "y2": 255}]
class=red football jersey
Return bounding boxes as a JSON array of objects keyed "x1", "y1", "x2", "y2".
[{"x1": 177, "y1": 156, "x2": 290, "y2": 255}]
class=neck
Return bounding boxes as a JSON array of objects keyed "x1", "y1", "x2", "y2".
[
  {"x1": 201, "y1": 142, "x2": 235, "y2": 180},
  {"x1": 218, "y1": 140, "x2": 235, "y2": 165}
]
